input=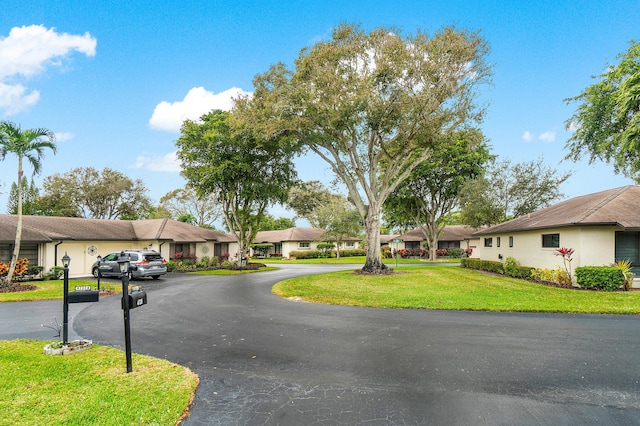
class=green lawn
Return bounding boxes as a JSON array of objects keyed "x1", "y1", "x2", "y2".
[
  {"x1": 260, "y1": 256, "x2": 459, "y2": 265},
  {"x1": 272, "y1": 266, "x2": 640, "y2": 314},
  {"x1": 0, "y1": 279, "x2": 120, "y2": 302},
  {"x1": 0, "y1": 339, "x2": 198, "y2": 425}
]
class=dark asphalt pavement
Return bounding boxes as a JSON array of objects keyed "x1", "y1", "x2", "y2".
[{"x1": 3, "y1": 265, "x2": 640, "y2": 425}]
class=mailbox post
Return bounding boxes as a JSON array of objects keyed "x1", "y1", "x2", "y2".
[
  {"x1": 391, "y1": 238, "x2": 403, "y2": 268},
  {"x1": 117, "y1": 252, "x2": 133, "y2": 373},
  {"x1": 62, "y1": 252, "x2": 71, "y2": 345}
]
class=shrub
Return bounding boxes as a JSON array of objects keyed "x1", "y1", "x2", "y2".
[
  {"x1": 575, "y1": 266, "x2": 625, "y2": 291},
  {"x1": 337, "y1": 248, "x2": 366, "y2": 258},
  {"x1": 165, "y1": 260, "x2": 177, "y2": 272},
  {"x1": 447, "y1": 248, "x2": 464, "y2": 258},
  {"x1": 436, "y1": 249, "x2": 448, "y2": 257},
  {"x1": 46, "y1": 266, "x2": 64, "y2": 279},
  {"x1": 461, "y1": 258, "x2": 504, "y2": 274},
  {"x1": 530, "y1": 268, "x2": 571, "y2": 287},
  {"x1": 503, "y1": 257, "x2": 533, "y2": 279}
]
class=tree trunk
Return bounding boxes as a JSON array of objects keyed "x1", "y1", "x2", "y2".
[
  {"x1": 5, "y1": 159, "x2": 23, "y2": 285},
  {"x1": 361, "y1": 205, "x2": 388, "y2": 273}
]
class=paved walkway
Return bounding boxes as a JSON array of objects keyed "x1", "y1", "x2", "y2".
[{"x1": 3, "y1": 265, "x2": 640, "y2": 425}]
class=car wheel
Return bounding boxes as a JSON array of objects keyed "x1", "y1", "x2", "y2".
[
  {"x1": 152, "y1": 275, "x2": 160, "y2": 280},
  {"x1": 92, "y1": 268, "x2": 100, "y2": 278}
]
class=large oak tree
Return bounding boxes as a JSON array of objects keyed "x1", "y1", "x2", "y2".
[{"x1": 240, "y1": 23, "x2": 491, "y2": 272}]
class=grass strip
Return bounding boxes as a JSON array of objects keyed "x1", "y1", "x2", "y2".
[
  {"x1": 0, "y1": 339, "x2": 198, "y2": 425},
  {"x1": 272, "y1": 267, "x2": 640, "y2": 314},
  {"x1": 0, "y1": 280, "x2": 120, "y2": 303}
]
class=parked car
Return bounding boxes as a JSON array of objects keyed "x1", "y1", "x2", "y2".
[{"x1": 92, "y1": 250, "x2": 167, "y2": 280}]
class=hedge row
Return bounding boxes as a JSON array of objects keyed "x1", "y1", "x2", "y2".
[
  {"x1": 575, "y1": 266, "x2": 625, "y2": 291},
  {"x1": 460, "y1": 258, "x2": 504, "y2": 274},
  {"x1": 288, "y1": 248, "x2": 367, "y2": 259}
]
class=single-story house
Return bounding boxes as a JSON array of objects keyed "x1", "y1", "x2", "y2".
[
  {"x1": 251, "y1": 227, "x2": 361, "y2": 258},
  {"x1": 0, "y1": 215, "x2": 238, "y2": 278},
  {"x1": 473, "y1": 185, "x2": 640, "y2": 272},
  {"x1": 388, "y1": 225, "x2": 479, "y2": 253}
]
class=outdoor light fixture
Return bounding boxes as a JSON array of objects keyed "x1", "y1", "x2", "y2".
[
  {"x1": 62, "y1": 252, "x2": 71, "y2": 268},
  {"x1": 118, "y1": 252, "x2": 130, "y2": 275}
]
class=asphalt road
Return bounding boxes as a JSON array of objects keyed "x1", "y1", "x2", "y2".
[{"x1": 3, "y1": 265, "x2": 640, "y2": 425}]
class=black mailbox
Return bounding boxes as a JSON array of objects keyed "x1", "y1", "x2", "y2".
[
  {"x1": 122, "y1": 290, "x2": 147, "y2": 309},
  {"x1": 68, "y1": 290, "x2": 100, "y2": 304}
]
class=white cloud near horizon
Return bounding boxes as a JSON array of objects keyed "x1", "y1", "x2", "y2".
[
  {"x1": 538, "y1": 131, "x2": 556, "y2": 142},
  {"x1": 148, "y1": 86, "x2": 252, "y2": 132},
  {"x1": 0, "y1": 25, "x2": 97, "y2": 115},
  {"x1": 522, "y1": 130, "x2": 556, "y2": 143},
  {"x1": 53, "y1": 131, "x2": 74, "y2": 142},
  {"x1": 132, "y1": 151, "x2": 181, "y2": 172}
]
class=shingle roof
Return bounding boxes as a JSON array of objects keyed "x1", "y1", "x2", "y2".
[
  {"x1": 0, "y1": 215, "x2": 236, "y2": 243},
  {"x1": 254, "y1": 227, "x2": 360, "y2": 243},
  {"x1": 474, "y1": 185, "x2": 640, "y2": 235},
  {"x1": 398, "y1": 225, "x2": 478, "y2": 242}
]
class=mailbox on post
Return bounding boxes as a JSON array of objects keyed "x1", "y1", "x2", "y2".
[
  {"x1": 122, "y1": 289, "x2": 147, "y2": 309},
  {"x1": 68, "y1": 288, "x2": 100, "y2": 304}
]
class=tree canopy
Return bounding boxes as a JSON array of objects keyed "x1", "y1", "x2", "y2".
[
  {"x1": 459, "y1": 157, "x2": 571, "y2": 227},
  {"x1": 39, "y1": 167, "x2": 152, "y2": 219},
  {"x1": 565, "y1": 40, "x2": 640, "y2": 181},
  {"x1": 384, "y1": 130, "x2": 490, "y2": 260},
  {"x1": 176, "y1": 110, "x2": 297, "y2": 263},
  {"x1": 240, "y1": 23, "x2": 491, "y2": 272},
  {"x1": 159, "y1": 186, "x2": 222, "y2": 229}
]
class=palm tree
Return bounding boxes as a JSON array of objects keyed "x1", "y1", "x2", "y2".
[{"x1": 0, "y1": 121, "x2": 56, "y2": 285}]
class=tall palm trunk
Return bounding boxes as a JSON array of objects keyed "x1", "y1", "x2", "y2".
[{"x1": 5, "y1": 158, "x2": 23, "y2": 284}]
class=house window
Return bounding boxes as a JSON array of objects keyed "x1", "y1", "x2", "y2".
[
  {"x1": 509, "y1": 236, "x2": 514, "y2": 248},
  {"x1": 438, "y1": 241, "x2": 461, "y2": 249},
  {"x1": 345, "y1": 241, "x2": 355, "y2": 248},
  {"x1": 405, "y1": 241, "x2": 421, "y2": 250},
  {"x1": 542, "y1": 233, "x2": 560, "y2": 248},
  {"x1": 497, "y1": 237, "x2": 501, "y2": 248},
  {"x1": 298, "y1": 242, "x2": 310, "y2": 249},
  {"x1": 484, "y1": 237, "x2": 493, "y2": 247}
]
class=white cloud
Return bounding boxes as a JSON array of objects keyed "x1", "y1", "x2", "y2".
[
  {"x1": 0, "y1": 25, "x2": 97, "y2": 115},
  {"x1": 522, "y1": 131, "x2": 533, "y2": 142},
  {"x1": 568, "y1": 121, "x2": 579, "y2": 132},
  {"x1": 0, "y1": 82, "x2": 39, "y2": 115},
  {"x1": 539, "y1": 131, "x2": 556, "y2": 143},
  {"x1": 132, "y1": 151, "x2": 181, "y2": 172},
  {"x1": 148, "y1": 86, "x2": 252, "y2": 132},
  {"x1": 54, "y1": 132, "x2": 74, "y2": 142}
]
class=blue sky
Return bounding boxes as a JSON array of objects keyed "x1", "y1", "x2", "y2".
[{"x1": 1, "y1": 0, "x2": 638, "y2": 222}]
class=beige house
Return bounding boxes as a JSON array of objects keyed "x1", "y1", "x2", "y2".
[
  {"x1": 473, "y1": 186, "x2": 640, "y2": 272},
  {"x1": 0, "y1": 215, "x2": 238, "y2": 278},
  {"x1": 251, "y1": 227, "x2": 361, "y2": 258},
  {"x1": 396, "y1": 225, "x2": 479, "y2": 252}
]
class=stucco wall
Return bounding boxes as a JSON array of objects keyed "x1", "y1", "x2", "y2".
[{"x1": 475, "y1": 226, "x2": 617, "y2": 270}]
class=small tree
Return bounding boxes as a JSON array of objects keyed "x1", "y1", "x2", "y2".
[{"x1": 0, "y1": 121, "x2": 56, "y2": 285}]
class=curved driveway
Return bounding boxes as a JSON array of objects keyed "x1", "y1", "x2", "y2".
[{"x1": 6, "y1": 265, "x2": 640, "y2": 424}]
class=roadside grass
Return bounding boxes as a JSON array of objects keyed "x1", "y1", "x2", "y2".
[
  {"x1": 272, "y1": 266, "x2": 640, "y2": 314},
  {"x1": 0, "y1": 280, "x2": 120, "y2": 303},
  {"x1": 0, "y1": 339, "x2": 198, "y2": 425},
  {"x1": 189, "y1": 266, "x2": 279, "y2": 275},
  {"x1": 260, "y1": 256, "x2": 459, "y2": 265}
]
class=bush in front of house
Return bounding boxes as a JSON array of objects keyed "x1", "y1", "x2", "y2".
[
  {"x1": 446, "y1": 248, "x2": 464, "y2": 258},
  {"x1": 460, "y1": 258, "x2": 504, "y2": 274},
  {"x1": 575, "y1": 266, "x2": 625, "y2": 291},
  {"x1": 530, "y1": 267, "x2": 571, "y2": 287},
  {"x1": 503, "y1": 257, "x2": 534, "y2": 279}
]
